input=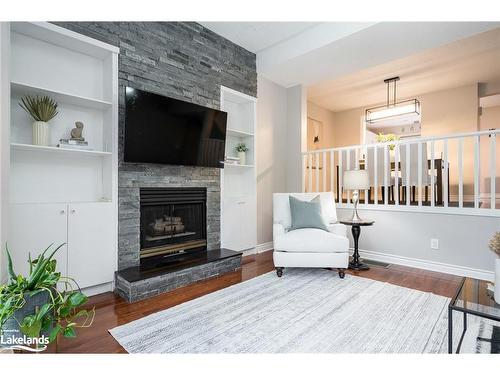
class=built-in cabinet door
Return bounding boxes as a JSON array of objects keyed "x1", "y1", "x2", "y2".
[
  {"x1": 8, "y1": 203, "x2": 68, "y2": 278},
  {"x1": 238, "y1": 196, "x2": 256, "y2": 251},
  {"x1": 67, "y1": 202, "x2": 115, "y2": 289},
  {"x1": 222, "y1": 197, "x2": 256, "y2": 252},
  {"x1": 221, "y1": 197, "x2": 241, "y2": 250}
]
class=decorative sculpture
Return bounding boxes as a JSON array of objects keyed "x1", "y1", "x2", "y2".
[{"x1": 70, "y1": 121, "x2": 85, "y2": 141}]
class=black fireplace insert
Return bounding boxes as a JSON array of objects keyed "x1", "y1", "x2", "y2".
[{"x1": 140, "y1": 187, "x2": 207, "y2": 264}]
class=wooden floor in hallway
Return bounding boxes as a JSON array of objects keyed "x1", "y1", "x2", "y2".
[{"x1": 53, "y1": 250, "x2": 464, "y2": 353}]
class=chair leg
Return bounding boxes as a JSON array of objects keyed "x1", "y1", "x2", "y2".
[
  {"x1": 412, "y1": 186, "x2": 416, "y2": 203},
  {"x1": 338, "y1": 268, "x2": 346, "y2": 279},
  {"x1": 425, "y1": 186, "x2": 429, "y2": 204},
  {"x1": 276, "y1": 267, "x2": 284, "y2": 277}
]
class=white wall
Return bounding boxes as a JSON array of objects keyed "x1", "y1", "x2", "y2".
[
  {"x1": 338, "y1": 207, "x2": 498, "y2": 280},
  {"x1": 286, "y1": 85, "x2": 307, "y2": 193},
  {"x1": 256, "y1": 76, "x2": 288, "y2": 245},
  {"x1": 0, "y1": 23, "x2": 10, "y2": 282}
]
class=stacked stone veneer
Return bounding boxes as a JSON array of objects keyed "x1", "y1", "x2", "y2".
[
  {"x1": 115, "y1": 255, "x2": 242, "y2": 303},
  {"x1": 55, "y1": 22, "x2": 257, "y2": 270}
]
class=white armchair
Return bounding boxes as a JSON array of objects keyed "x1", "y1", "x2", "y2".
[{"x1": 272, "y1": 192, "x2": 349, "y2": 278}]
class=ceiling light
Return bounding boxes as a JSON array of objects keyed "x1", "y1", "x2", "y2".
[{"x1": 365, "y1": 77, "x2": 420, "y2": 124}]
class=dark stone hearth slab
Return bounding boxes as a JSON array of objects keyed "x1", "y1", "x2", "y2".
[{"x1": 115, "y1": 249, "x2": 242, "y2": 303}]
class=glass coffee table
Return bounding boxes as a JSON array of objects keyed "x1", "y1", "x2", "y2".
[{"x1": 448, "y1": 277, "x2": 500, "y2": 353}]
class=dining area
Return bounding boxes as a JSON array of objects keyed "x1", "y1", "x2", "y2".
[{"x1": 335, "y1": 143, "x2": 449, "y2": 206}]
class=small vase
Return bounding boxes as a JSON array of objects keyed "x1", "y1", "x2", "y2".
[
  {"x1": 32, "y1": 121, "x2": 50, "y2": 146},
  {"x1": 238, "y1": 151, "x2": 246, "y2": 165},
  {"x1": 495, "y1": 258, "x2": 500, "y2": 305}
]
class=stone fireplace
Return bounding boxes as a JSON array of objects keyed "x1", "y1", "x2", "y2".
[{"x1": 115, "y1": 166, "x2": 241, "y2": 303}]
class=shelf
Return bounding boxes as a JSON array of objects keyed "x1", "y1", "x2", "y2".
[
  {"x1": 226, "y1": 128, "x2": 254, "y2": 138},
  {"x1": 11, "y1": 81, "x2": 112, "y2": 110},
  {"x1": 11, "y1": 143, "x2": 112, "y2": 157},
  {"x1": 223, "y1": 163, "x2": 254, "y2": 168}
]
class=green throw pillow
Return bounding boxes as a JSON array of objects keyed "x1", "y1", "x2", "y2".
[{"x1": 289, "y1": 195, "x2": 328, "y2": 232}]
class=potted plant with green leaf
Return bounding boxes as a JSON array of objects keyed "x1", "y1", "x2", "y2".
[
  {"x1": 19, "y1": 95, "x2": 58, "y2": 147},
  {"x1": 236, "y1": 143, "x2": 249, "y2": 165},
  {"x1": 489, "y1": 232, "x2": 500, "y2": 304},
  {"x1": 0, "y1": 244, "x2": 94, "y2": 351}
]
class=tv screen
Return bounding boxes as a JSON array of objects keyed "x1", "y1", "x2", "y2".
[{"x1": 124, "y1": 87, "x2": 227, "y2": 168}]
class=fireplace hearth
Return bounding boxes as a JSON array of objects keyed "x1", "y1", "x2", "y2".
[{"x1": 140, "y1": 187, "x2": 207, "y2": 264}]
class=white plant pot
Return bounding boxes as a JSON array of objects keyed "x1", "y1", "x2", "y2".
[
  {"x1": 32, "y1": 121, "x2": 50, "y2": 146},
  {"x1": 238, "y1": 151, "x2": 246, "y2": 165},
  {"x1": 495, "y1": 258, "x2": 500, "y2": 305}
]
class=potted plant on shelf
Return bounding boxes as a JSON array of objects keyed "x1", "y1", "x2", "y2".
[
  {"x1": 489, "y1": 232, "x2": 500, "y2": 304},
  {"x1": 236, "y1": 143, "x2": 249, "y2": 165},
  {"x1": 0, "y1": 244, "x2": 94, "y2": 352},
  {"x1": 19, "y1": 95, "x2": 58, "y2": 147}
]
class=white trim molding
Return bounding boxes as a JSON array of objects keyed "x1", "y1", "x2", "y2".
[
  {"x1": 355, "y1": 248, "x2": 494, "y2": 282},
  {"x1": 242, "y1": 242, "x2": 273, "y2": 257}
]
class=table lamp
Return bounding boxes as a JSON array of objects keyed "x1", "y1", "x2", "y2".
[{"x1": 343, "y1": 169, "x2": 370, "y2": 222}]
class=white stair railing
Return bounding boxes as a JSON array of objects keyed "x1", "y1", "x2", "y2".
[{"x1": 302, "y1": 129, "x2": 499, "y2": 216}]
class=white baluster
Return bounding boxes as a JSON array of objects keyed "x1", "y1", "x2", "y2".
[
  {"x1": 323, "y1": 151, "x2": 327, "y2": 192},
  {"x1": 418, "y1": 142, "x2": 423, "y2": 207},
  {"x1": 302, "y1": 154, "x2": 307, "y2": 193},
  {"x1": 491, "y1": 134, "x2": 497, "y2": 210},
  {"x1": 430, "y1": 141, "x2": 435, "y2": 207},
  {"x1": 394, "y1": 144, "x2": 399, "y2": 206},
  {"x1": 308, "y1": 153, "x2": 313, "y2": 193},
  {"x1": 330, "y1": 150, "x2": 334, "y2": 195},
  {"x1": 405, "y1": 143, "x2": 410, "y2": 206},
  {"x1": 443, "y1": 140, "x2": 448, "y2": 208},
  {"x1": 374, "y1": 146, "x2": 378, "y2": 206},
  {"x1": 458, "y1": 138, "x2": 463, "y2": 208},
  {"x1": 315, "y1": 152, "x2": 320, "y2": 192},
  {"x1": 338, "y1": 150, "x2": 343, "y2": 205},
  {"x1": 474, "y1": 136, "x2": 480, "y2": 209},
  {"x1": 384, "y1": 144, "x2": 388, "y2": 206}
]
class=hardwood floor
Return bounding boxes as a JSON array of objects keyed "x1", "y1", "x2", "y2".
[{"x1": 53, "y1": 251, "x2": 463, "y2": 353}]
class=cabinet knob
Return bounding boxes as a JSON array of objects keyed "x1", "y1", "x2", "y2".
[
  {"x1": 71, "y1": 209, "x2": 76, "y2": 214},
  {"x1": 60, "y1": 210, "x2": 65, "y2": 214}
]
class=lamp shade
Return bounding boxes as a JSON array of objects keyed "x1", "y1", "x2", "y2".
[{"x1": 343, "y1": 170, "x2": 370, "y2": 190}]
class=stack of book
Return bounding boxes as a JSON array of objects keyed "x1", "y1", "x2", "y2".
[
  {"x1": 224, "y1": 156, "x2": 240, "y2": 165},
  {"x1": 58, "y1": 139, "x2": 93, "y2": 150}
]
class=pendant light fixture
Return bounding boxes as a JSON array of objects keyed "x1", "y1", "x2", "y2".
[{"x1": 365, "y1": 77, "x2": 420, "y2": 124}]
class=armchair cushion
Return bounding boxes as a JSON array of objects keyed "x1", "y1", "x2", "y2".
[
  {"x1": 273, "y1": 192, "x2": 338, "y2": 230},
  {"x1": 289, "y1": 195, "x2": 328, "y2": 232},
  {"x1": 327, "y1": 223, "x2": 347, "y2": 237},
  {"x1": 274, "y1": 228, "x2": 349, "y2": 254}
]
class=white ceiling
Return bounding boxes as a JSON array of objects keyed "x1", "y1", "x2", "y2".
[
  {"x1": 199, "y1": 22, "x2": 318, "y2": 53},
  {"x1": 201, "y1": 22, "x2": 500, "y2": 113},
  {"x1": 308, "y1": 27, "x2": 500, "y2": 112}
]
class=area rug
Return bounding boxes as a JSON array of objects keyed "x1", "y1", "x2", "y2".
[{"x1": 109, "y1": 269, "x2": 462, "y2": 353}]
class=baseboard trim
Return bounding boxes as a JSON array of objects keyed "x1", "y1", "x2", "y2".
[
  {"x1": 82, "y1": 281, "x2": 114, "y2": 297},
  {"x1": 242, "y1": 242, "x2": 273, "y2": 257},
  {"x1": 355, "y1": 248, "x2": 494, "y2": 282}
]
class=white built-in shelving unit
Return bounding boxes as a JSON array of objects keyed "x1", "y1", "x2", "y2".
[
  {"x1": 220, "y1": 86, "x2": 257, "y2": 254},
  {"x1": 1, "y1": 22, "x2": 119, "y2": 295}
]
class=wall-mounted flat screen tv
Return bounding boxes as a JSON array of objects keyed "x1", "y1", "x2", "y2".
[{"x1": 124, "y1": 87, "x2": 227, "y2": 168}]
